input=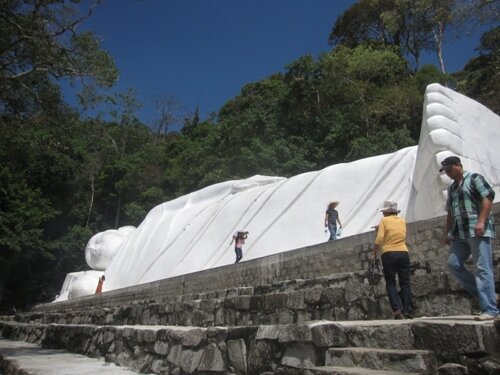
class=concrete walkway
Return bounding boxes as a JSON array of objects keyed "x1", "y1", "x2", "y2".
[{"x1": 0, "y1": 338, "x2": 143, "y2": 375}]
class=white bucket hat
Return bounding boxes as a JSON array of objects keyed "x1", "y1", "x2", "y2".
[{"x1": 378, "y1": 200, "x2": 400, "y2": 214}]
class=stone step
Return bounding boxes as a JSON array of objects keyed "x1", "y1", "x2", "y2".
[
  {"x1": 307, "y1": 366, "x2": 421, "y2": 374},
  {"x1": 325, "y1": 347, "x2": 436, "y2": 374},
  {"x1": 0, "y1": 337, "x2": 143, "y2": 374},
  {"x1": 17, "y1": 271, "x2": 472, "y2": 328},
  {"x1": 311, "y1": 318, "x2": 499, "y2": 354},
  {"x1": 2, "y1": 317, "x2": 499, "y2": 375}
]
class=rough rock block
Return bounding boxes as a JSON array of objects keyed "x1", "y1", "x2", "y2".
[
  {"x1": 412, "y1": 321, "x2": 497, "y2": 357},
  {"x1": 198, "y1": 342, "x2": 225, "y2": 371},
  {"x1": 247, "y1": 339, "x2": 282, "y2": 375},
  {"x1": 306, "y1": 365, "x2": 421, "y2": 374},
  {"x1": 179, "y1": 348, "x2": 204, "y2": 374},
  {"x1": 411, "y1": 274, "x2": 448, "y2": 297},
  {"x1": 310, "y1": 321, "x2": 347, "y2": 347},
  {"x1": 181, "y1": 328, "x2": 206, "y2": 347},
  {"x1": 234, "y1": 295, "x2": 251, "y2": 310},
  {"x1": 167, "y1": 343, "x2": 183, "y2": 366},
  {"x1": 262, "y1": 294, "x2": 288, "y2": 311},
  {"x1": 415, "y1": 294, "x2": 472, "y2": 316},
  {"x1": 287, "y1": 291, "x2": 306, "y2": 310},
  {"x1": 206, "y1": 326, "x2": 228, "y2": 342},
  {"x1": 154, "y1": 341, "x2": 169, "y2": 355},
  {"x1": 325, "y1": 347, "x2": 436, "y2": 374},
  {"x1": 278, "y1": 324, "x2": 312, "y2": 343},
  {"x1": 281, "y1": 342, "x2": 317, "y2": 369},
  {"x1": 227, "y1": 339, "x2": 247, "y2": 374},
  {"x1": 320, "y1": 287, "x2": 345, "y2": 305},
  {"x1": 277, "y1": 308, "x2": 295, "y2": 324},
  {"x1": 256, "y1": 325, "x2": 281, "y2": 340},
  {"x1": 139, "y1": 329, "x2": 156, "y2": 343},
  {"x1": 343, "y1": 323, "x2": 415, "y2": 350},
  {"x1": 304, "y1": 288, "x2": 323, "y2": 305},
  {"x1": 344, "y1": 277, "x2": 365, "y2": 303},
  {"x1": 437, "y1": 363, "x2": 469, "y2": 375}
]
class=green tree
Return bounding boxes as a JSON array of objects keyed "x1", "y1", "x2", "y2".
[
  {"x1": 328, "y1": 0, "x2": 479, "y2": 73},
  {"x1": 454, "y1": 0, "x2": 500, "y2": 31},
  {"x1": 455, "y1": 26, "x2": 500, "y2": 113},
  {"x1": 328, "y1": 0, "x2": 399, "y2": 47},
  {"x1": 151, "y1": 94, "x2": 181, "y2": 142},
  {"x1": 411, "y1": 64, "x2": 454, "y2": 93},
  {"x1": 0, "y1": 0, "x2": 118, "y2": 115},
  {"x1": 280, "y1": 46, "x2": 418, "y2": 163},
  {"x1": 380, "y1": 0, "x2": 437, "y2": 70},
  {"x1": 0, "y1": 105, "x2": 85, "y2": 309},
  {"x1": 0, "y1": 165, "x2": 57, "y2": 308},
  {"x1": 95, "y1": 89, "x2": 145, "y2": 228},
  {"x1": 0, "y1": 0, "x2": 120, "y2": 309},
  {"x1": 217, "y1": 75, "x2": 291, "y2": 176},
  {"x1": 163, "y1": 121, "x2": 227, "y2": 195}
]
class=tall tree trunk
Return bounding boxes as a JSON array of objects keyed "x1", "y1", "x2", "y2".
[
  {"x1": 434, "y1": 23, "x2": 447, "y2": 74},
  {"x1": 86, "y1": 174, "x2": 95, "y2": 228},
  {"x1": 114, "y1": 124, "x2": 127, "y2": 228},
  {"x1": 155, "y1": 123, "x2": 164, "y2": 143},
  {"x1": 114, "y1": 193, "x2": 122, "y2": 229},
  {"x1": 0, "y1": 278, "x2": 5, "y2": 309}
]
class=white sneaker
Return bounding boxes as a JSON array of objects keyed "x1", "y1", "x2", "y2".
[{"x1": 474, "y1": 313, "x2": 498, "y2": 321}]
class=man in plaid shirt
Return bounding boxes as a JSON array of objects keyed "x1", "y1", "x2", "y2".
[{"x1": 441, "y1": 156, "x2": 498, "y2": 321}]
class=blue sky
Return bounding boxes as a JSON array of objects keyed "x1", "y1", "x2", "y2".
[{"x1": 74, "y1": 0, "x2": 487, "y2": 126}]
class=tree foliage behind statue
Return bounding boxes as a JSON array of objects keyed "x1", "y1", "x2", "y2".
[
  {"x1": 454, "y1": 26, "x2": 500, "y2": 113},
  {"x1": 0, "y1": 0, "x2": 118, "y2": 310}
]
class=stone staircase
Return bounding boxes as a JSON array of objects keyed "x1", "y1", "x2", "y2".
[
  {"x1": 307, "y1": 367, "x2": 422, "y2": 374},
  {"x1": 322, "y1": 347, "x2": 437, "y2": 373},
  {"x1": 1, "y1": 316, "x2": 499, "y2": 374},
  {"x1": 1, "y1": 205, "x2": 500, "y2": 374},
  {"x1": 11, "y1": 271, "x2": 478, "y2": 328}
]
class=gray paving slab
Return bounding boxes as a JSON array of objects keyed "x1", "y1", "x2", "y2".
[
  {"x1": 0, "y1": 338, "x2": 142, "y2": 375},
  {"x1": 308, "y1": 315, "x2": 498, "y2": 327}
]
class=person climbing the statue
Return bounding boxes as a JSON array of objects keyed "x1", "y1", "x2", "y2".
[
  {"x1": 325, "y1": 201, "x2": 342, "y2": 241},
  {"x1": 230, "y1": 230, "x2": 249, "y2": 263}
]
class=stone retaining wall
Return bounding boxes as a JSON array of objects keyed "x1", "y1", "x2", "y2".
[
  {"x1": 19, "y1": 272, "x2": 477, "y2": 327},
  {"x1": 33, "y1": 204, "x2": 500, "y2": 315},
  {"x1": 2, "y1": 318, "x2": 499, "y2": 375}
]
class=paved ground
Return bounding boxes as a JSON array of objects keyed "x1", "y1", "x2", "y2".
[{"x1": 0, "y1": 339, "x2": 142, "y2": 375}]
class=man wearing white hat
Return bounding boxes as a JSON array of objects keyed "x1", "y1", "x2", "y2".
[{"x1": 373, "y1": 200, "x2": 413, "y2": 319}]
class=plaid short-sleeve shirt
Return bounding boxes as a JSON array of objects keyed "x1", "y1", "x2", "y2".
[{"x1": 445, "y1": 171, "x2": 496, "y2": 239}]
